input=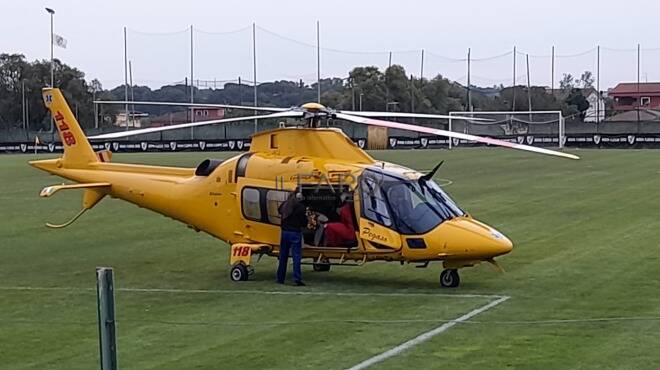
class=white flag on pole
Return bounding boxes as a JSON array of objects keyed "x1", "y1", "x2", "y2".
[{"x1": 53, "y1": 34, "x2": 67, "y2": 49}]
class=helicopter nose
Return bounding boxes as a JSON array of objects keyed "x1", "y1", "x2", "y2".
[
  {"x1": 488, "y1": 228, "x2": 513, "y2": 256},
  {"x1": 437, "y1": 217, "x2": 513, "y2": 258}
]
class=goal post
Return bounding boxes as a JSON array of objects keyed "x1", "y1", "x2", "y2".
[{"x1": 448, "y1": 111, "x2": 565, "y2": 149}]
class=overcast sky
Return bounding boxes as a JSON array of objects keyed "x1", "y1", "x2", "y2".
[{"x1": 2, "y1": 0, "x2": 658, "y2": 90}]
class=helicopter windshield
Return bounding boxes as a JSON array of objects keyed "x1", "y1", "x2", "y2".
[{"x1": 360, "y1": 170, "x2": 464, "y2": 235}]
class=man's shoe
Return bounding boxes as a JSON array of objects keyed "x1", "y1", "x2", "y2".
[{"x1": 294, "y1": 281, "x2": 306, "y2": 286}]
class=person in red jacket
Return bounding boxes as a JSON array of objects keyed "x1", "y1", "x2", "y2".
[{"x1": 324, "y1": 192, "x2": 357, "y2": 248}]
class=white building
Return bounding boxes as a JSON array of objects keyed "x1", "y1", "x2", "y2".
[
  {"x1": 114, "y1": 112, "x2": 149, "y2": 128},
  {"x1": 584, "y1": 89, "x2": 606, "y2": 123}
]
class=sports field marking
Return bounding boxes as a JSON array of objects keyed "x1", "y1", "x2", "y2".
[
  {"x1": 346, "y1": 295, "x2": 510, "y2": 370},
  {"x1": 0, "y1": 285, "x2": 503, "y2": 299},
  {"x1": 7, "y1": 286, "x2": 657, "y2": 326}
]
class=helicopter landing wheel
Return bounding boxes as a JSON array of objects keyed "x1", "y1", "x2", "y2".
[
  {"x1": 312, "y1": 262, "x2": 331, "y2": 272},
  {"x1": 440, "y1": 269, "x2": 460, "y2": 288},
  {"x1": 230, "y1": 263, "x2": 250, "y2": 282}
]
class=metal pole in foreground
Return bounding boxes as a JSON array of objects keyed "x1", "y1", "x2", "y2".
[{"x1": 96, "y1": 267, "x2": 117, "y2": 370}]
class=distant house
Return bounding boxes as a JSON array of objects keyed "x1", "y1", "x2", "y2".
[
  {"x1": 150, "y1": 107, "x2": 225, "y2": 127},
  {"x1": 609, "y1": 82, "x2": 660, "y2": 111},
  {"x1": 115, "y1": 111, "x2": 149, "y2": 128},
  {"x1": 471, "y1": 86, "x2": 501, "y2": 98}
]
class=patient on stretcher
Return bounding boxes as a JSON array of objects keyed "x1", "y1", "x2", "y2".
[{"x1": 313, "y1": 192, "x2": 357, "y2": 248}]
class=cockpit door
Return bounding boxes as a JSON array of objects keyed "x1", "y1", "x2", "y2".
[
  {"x1": 357, "y1": 219, "x2": 402, "y2": 249},
  {"x1": 356, "y1": 174, "x2": 402, "y2": 250}
]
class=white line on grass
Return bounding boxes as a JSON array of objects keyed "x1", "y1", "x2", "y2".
[
  {"x1": 0, "y1": 286, "x2": 503, "y2": 299},
  {"x1": 346, "y1": 295, "x2": 510, "y2": 370}
]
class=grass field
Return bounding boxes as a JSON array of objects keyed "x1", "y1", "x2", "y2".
[{"x1": 1, "y1": 148, "x2": 660, "y2": 369}]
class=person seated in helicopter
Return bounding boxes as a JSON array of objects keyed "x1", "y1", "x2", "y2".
[
  {"x1": 387, "y1": 185, "x2": 414, "y2": 219},
  {"x1": 322, "y1": 192, "x2": 357, "y2": 248}
]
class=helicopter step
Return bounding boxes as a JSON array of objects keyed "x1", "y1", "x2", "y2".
[{"x1": 304, "y1": 252, "x2": 369, "y2": 272}]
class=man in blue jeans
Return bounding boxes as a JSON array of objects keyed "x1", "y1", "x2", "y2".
[{"x1": 277, "y1": 190, "x2": 308, "y2": 286}]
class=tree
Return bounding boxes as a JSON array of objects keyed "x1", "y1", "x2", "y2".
[
  {"x1": 564, "y1": 88, "x2": 589, "y2": 118},
  {"x1": 346, "y1": 66, "x2": 387, "y2": 111},
  {"x1": 578, "y1": 71, "x2": 594, "y2": 89},
  {"x1": 559, "y1": 73, "x2": 574, "y2": 91}
]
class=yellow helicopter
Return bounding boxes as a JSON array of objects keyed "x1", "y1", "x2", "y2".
[{"x1": 31, "y1": 88, "x2": 578, "y2": 287}]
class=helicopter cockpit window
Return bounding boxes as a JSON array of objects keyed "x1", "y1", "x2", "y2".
[
  {"x1": 360, "y1": 170, "x2": 464, "y2": 234},
  {"x1": 360, "y1": 176, "x2": 392, "y2": 227}
]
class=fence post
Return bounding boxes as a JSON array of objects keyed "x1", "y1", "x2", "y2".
[{"x1": 96, "y1": 267, "x2": 118, "y2": 370}]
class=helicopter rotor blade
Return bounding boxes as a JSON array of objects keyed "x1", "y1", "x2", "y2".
[
  {"x1": 335, "y1": 112, "x2": 579, "y2": 160},
  {"x1": 88, "y1": 111, "x2": 304, "y2": 140},
  {"x1": 338, "y1": 110, "x2": 491, "y2": 122},
  {"x1": 93, "y1": 100, "x2": 288, "y2": 112}
]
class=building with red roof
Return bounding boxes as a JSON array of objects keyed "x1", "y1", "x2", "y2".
[{"x1": 609, "y1": 82, "x2": 660, "y2": 111}]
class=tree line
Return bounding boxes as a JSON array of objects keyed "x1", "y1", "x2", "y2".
[{"x1": 0, "y1": 52, "x2": 600, "y2": 130}]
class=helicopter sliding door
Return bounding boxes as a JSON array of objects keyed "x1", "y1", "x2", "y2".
[{"x1": 299, "y1": 185, "x2": 356, "y2": 248}]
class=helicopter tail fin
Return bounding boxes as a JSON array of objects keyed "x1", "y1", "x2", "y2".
[{"x1": 42, "y1": 87, "x2": 98, "y2": 167}]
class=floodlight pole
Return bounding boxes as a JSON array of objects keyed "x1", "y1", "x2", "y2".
[
  {"x1": 123, "y1": 27, "x2": 129, "y2": 131},
  {"x1": 47, "y1": 8, "x2": 54, "y2": 87},
  {"x1": 512, "y1": 46, "x2": 516, "y2": 111},
  {"x1": 526, "y1": 54, "x2": 532, "y2": 121},
  {"x1": 190, "y1": 25, "x2": 194, "y2": 139},
  {"x1": 316, "y1": 20, "x2": 321, "y2": 103},
  {"x1": 22, "y1": 80, "x2": 27, "y2": 132},
  {"x1": 448, "y1": 114, "x2": 453, "y2": 150},
  {"x1": 385, "y1": 51, "x2": 392, "y2": 111},
  {"x1": 96, "y1": 267, "x2": 118, "y2": 370},
  {"x1": 45, "y1": 7, "x2": 55, "y2": 134},
  {"x1": 129, "y1": 60, "x2": 134, "y2": 113},
  {"x1": 419, "y1": 49, "x2": 424, "y2": 82},
  {"x1": 467, "y1": 48, "x2": 471, "y2": 112},
  {"x1": 551, "y1": 46, "x2": 555, "y2": 94},
  {"x1": 596, "y1": 45, "x2": 600, "y2": 124},
  {"x1": 252, "y1": 22, "x2": 258, "y2": 133},
  {"x1": 559, "y1": 114, "x2": 564, "y2": 149},
  {"x1": 637, "y1": 43, "x2": 641, "y2": 123}
]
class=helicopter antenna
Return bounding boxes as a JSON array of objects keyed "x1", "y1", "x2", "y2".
[{"x1": 420, "y1": 161, "x2": 444, "y2": 182}]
